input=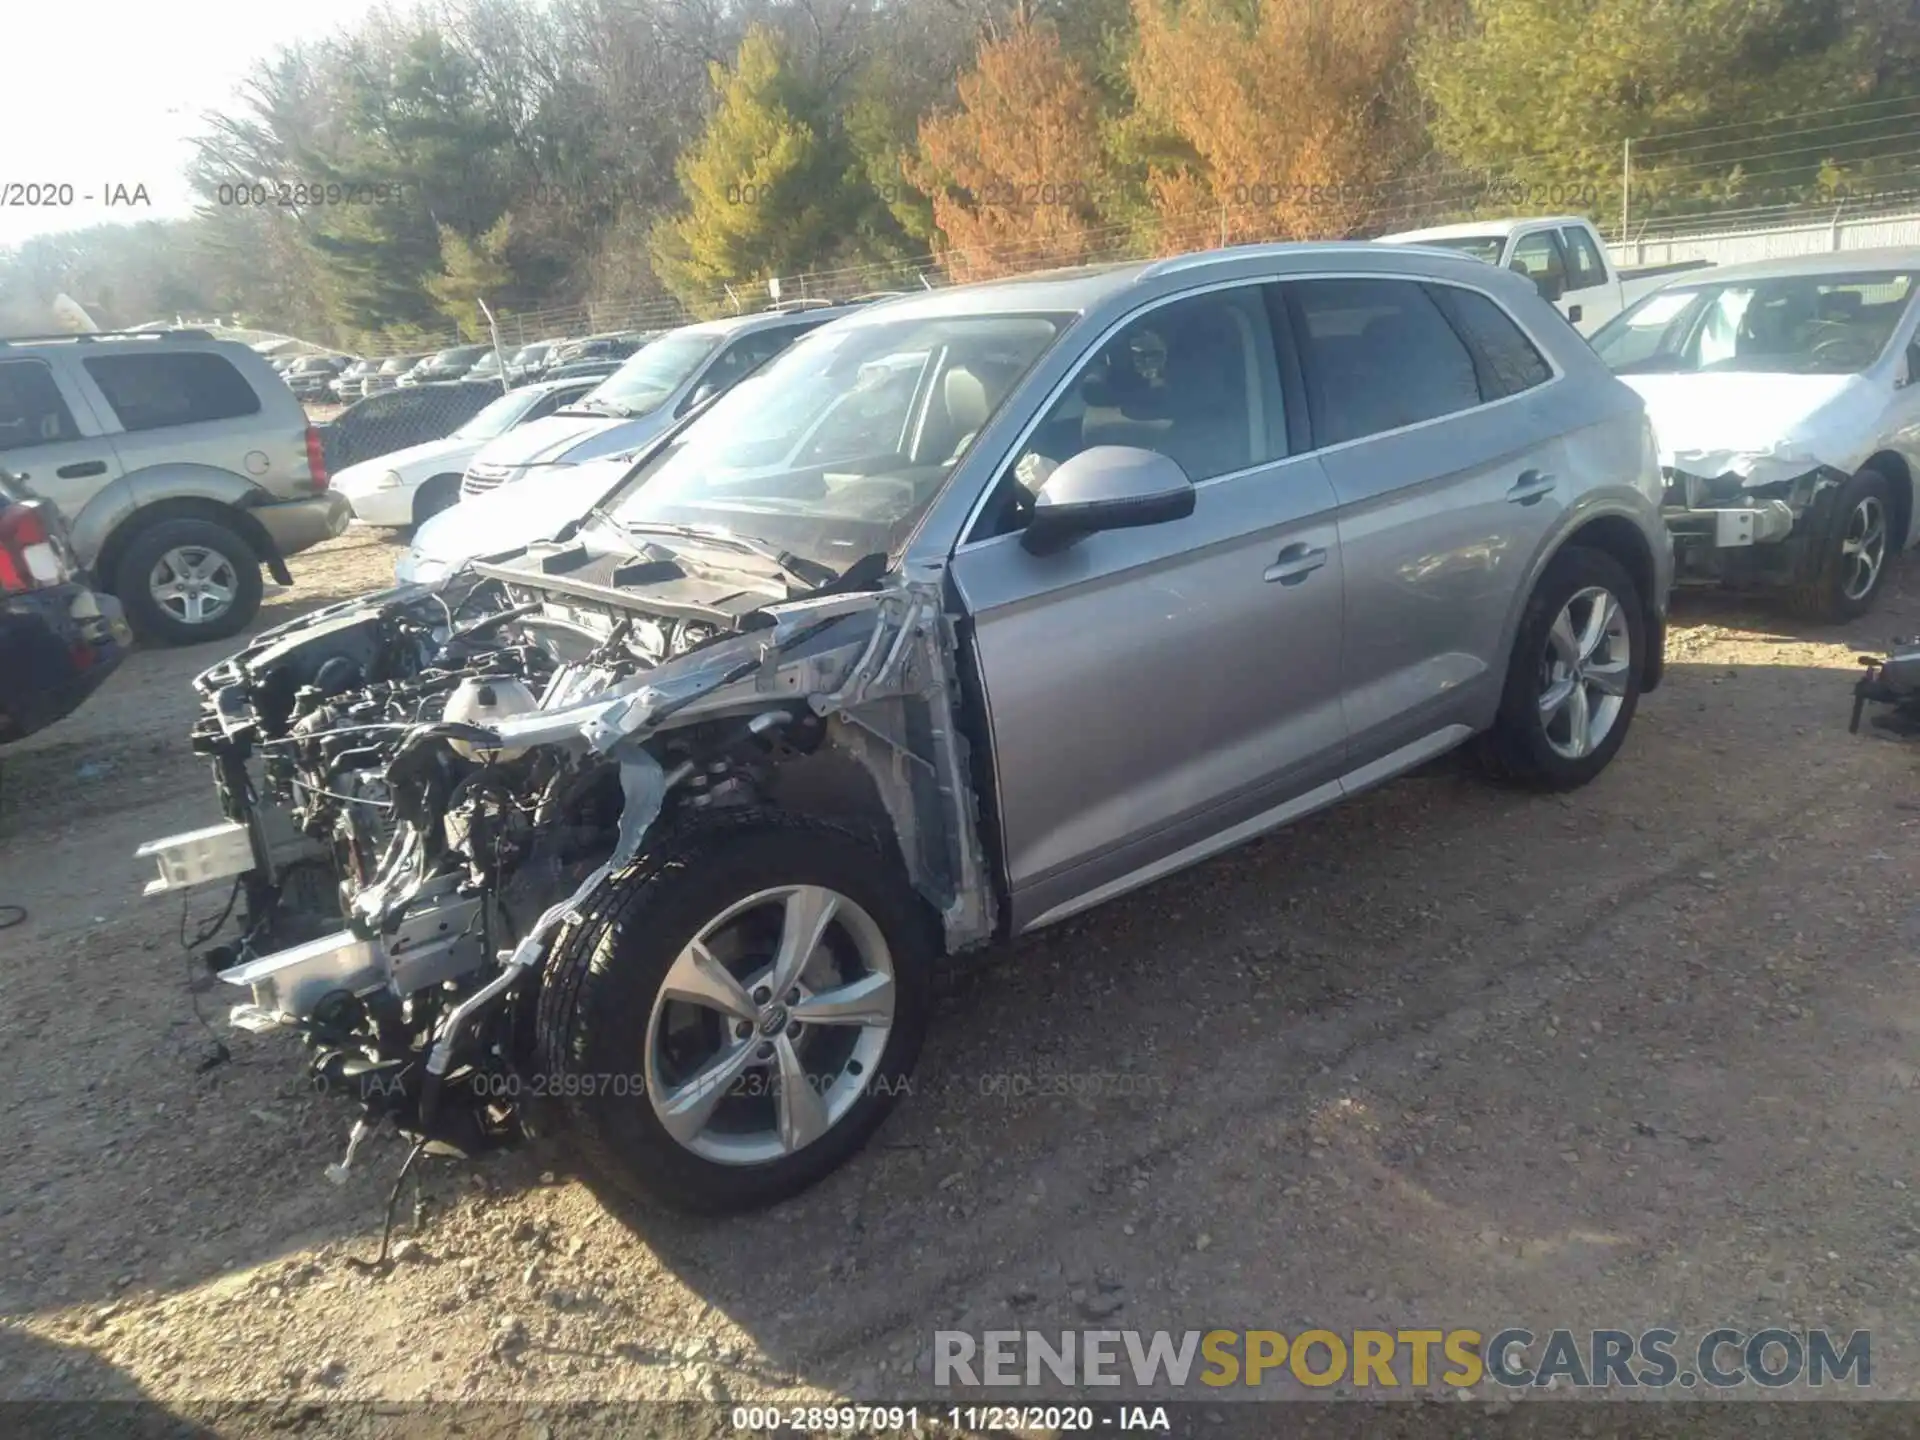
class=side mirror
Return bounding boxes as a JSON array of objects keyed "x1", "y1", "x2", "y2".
[
  {"x1": 1020, "y1": 445, "x2": 1195, "y2": 555},
  {"x1": 1902, "y1": 341, "x2": 1920, "y2": 389},
  {"x1": 680, "y1": 381, "x2": 721, "y2": 416}
]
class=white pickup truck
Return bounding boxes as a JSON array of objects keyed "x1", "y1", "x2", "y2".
[{"x1": 1378, "y1": 214, "x2": 1707, "y2": 335}]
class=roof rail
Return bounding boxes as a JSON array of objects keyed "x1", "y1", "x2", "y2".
[
  {"x1": 0, "y1": 327, "x2": 214, "y2": 346},
  {"x1": 761, "y1": 298, "x2": 838, "y2": 313}
]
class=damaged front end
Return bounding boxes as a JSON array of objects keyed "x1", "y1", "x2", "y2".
[
  {"x1": 138, "y1": 548, "x2": 995, "y2": 1173},
  {"x1": 1661, "y1": 464, "x2": 1850, "y2": 587}
]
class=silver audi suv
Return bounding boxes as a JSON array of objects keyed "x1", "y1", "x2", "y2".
[{"x1": 144, "y1": 241, "x2": 1671, "y2": 1213}]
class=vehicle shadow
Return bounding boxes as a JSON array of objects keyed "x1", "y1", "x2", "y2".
[{"x1": 0, "y1": 1326, "x2": 216, "y2": 1436}]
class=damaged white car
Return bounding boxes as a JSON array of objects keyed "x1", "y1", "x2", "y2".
[
  {"x1": 138, "y1": 247, "x2": 1671, "y2": 1212},
  {"x1": 1590, "y1": 247, "x2": 1920, "y2": 619}
]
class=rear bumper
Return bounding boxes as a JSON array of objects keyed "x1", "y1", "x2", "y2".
[
  {"x1": 0, "y1": 587, "x2": 131, "y2": 742},
  {"x1": 252, "y1": 491, "x2": 350, "y2": 558}
]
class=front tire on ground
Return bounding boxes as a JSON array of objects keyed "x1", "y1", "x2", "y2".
[
  {"x1": 537, "y1": 810, "x2": 933, "y2": 1214},
  {"x1": 1787, "y1": 467, "x2": 1893, "y2": 623},
  {"x1": 1480, "y1": 545, "x2": 1645, "y2": 791},
  {"x1": 113, "y1": 515, "x2": 263, "y2": 644}
]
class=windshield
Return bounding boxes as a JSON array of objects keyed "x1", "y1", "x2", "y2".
[
  {"x1": 1593, "y1": 271, "x2": 1915, "y2": 375},
  {"x1": 604, "y1": 310, "x2": 1068, "y2": 573},
  {"x1": 1413, "y1": 235, "x2": 1505, "y2": 263},
  {"x1": 581, "y1": 333, "x2": 714, "y2": 415},
  {"x1": 451, "y1": 388, "x2": 536, "y2": 441}
]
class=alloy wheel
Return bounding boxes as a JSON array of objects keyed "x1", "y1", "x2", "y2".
[
  {"x1": 150, "y1": 545, "x2": 239, "y2": 628},
  {"x1": 1537, "y1": 585, "x2": 1632, "y2": 761},
  {"x1": 1840, "y1": 494, "x2": 1887, "y2": 602},
  {"x1": 644, "y1": 884, "x2": 896, "y2": 1165}
]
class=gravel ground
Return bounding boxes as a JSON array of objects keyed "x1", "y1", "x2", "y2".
[{"x1": 4, "y1": 527, "x2": 1920, "y2": 1434}]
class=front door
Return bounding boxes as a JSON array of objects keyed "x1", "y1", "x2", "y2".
[
  {"x1": 948, "y1": 282, "x2": 1349, "y2": 931},
  {"x1": 0, "y1": 356, "x2": 125, "y2": 526}
]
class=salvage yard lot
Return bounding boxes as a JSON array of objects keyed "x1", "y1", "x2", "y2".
[{"x1": 5, "y1": 527, "x2": 1920, "y2": 1422}]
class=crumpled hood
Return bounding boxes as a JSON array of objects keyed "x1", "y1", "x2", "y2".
[
  {"x1": 469, "y1": 412, "x2": 624, "y2": 469},
  {"x1": 1619, "y1": 371, "x2": 1881, "y2": 487},
  {"x1": 406, "y1": 459, "x2": 633, "y2": 577}
]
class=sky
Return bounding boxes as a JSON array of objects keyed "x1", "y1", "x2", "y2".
[{"x1": 0, "y1": 0, "x2": 390, "y2": 248}]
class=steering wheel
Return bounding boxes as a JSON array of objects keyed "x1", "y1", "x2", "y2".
[{"x1": 1810, "y1": 333, "x2": 1869, "y2": 365}]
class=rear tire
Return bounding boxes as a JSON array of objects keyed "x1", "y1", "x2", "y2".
[
  {"x1": 1787, "y1": 468, "x2": 1893, "y2": 623},
  {"x1": 1480, "y1": 545, "x2": 1645, "y2": 791},
  {"x1": 537, "y1": 809, "x2": 933, "y2": 1214},
  {"x1": 114, "y1": 515, "x2": 263, "y2": 645}
]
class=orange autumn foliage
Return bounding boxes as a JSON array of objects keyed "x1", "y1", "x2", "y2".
[
  {"x1": 906, "y1": 16, "x2": 1118, "y2": 281},
  {"x1": 1129, "y1": 0, "x2": 1423, "y2": 251}
]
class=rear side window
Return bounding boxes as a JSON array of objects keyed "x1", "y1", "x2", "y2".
[
  {"x1": 1427, "y1": 286, "x2": 1554, "y2": 400},
  {"x1": 83, "y1": 352, "x2": 261, "y2": 432},
  {"x1": 0, "y1": 359, "x2": 81, "y2": 450},
  {"x1": 1286, "y1": 278, "x2": 1482, "y2": 446}
]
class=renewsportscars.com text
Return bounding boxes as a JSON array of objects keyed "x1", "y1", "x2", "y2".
[{"x1": 934, "y1": 1327, "x2": 1871, "y2": 1390}]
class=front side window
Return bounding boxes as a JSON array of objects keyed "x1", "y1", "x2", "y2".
[
  {"x1": 1562, "y1": 227, "x2": 1609, "y2": 290},
  {"x1": 585, "y1": 333, "x2": 722, "y2": 417},
  {"x1": 0, "y1": 360, "x2": 81, "y2": 450},
  {"x1": 1031, "y1": 286, "x2": 1284, "y2": 486},
  {"x1": 1591, "y1": 272, "x2": 1916, "y2": 376},
  {"x1": 691, "y1": 326, "x2": 813, "y2": 406},
  {"x1": 605, "y1": 311, "x2": 1067, "y2": 571},
  {"x1": 1509, "y1": 231, "x2": 1570, "y2": 292},
  {"x1": 83, "y1": 352, "x2": 260, "y2": 432},
  {"x1": 1288, "y1": 278, "x2": 1482, "y2": 445}
]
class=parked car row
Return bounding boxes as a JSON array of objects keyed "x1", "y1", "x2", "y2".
[{"x1": 283, "y1": 330, "x2": 663, "y2": 406}]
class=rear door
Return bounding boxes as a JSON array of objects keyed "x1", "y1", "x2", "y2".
[
  {"x1": 949, "y1": 281, "x2": 1349, "y2": 931},
  {"x1": 0, "y1": 355, "x2": 125, "y2": 524},
  {"x1": 1280, "y1": 275, "x2": 1567, "y2": 769}
]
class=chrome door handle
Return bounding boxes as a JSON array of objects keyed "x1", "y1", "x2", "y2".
[
  {"x1": 1507, "y1": 470, "x2": 1556, "y2": 505},
  {"x1": 1264, "y1": 544, "x2": 1328, "y2": 584}
]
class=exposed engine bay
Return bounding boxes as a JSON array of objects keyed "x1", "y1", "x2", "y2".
[{"x1": 140, "y1": 538, "x2": 996, "y2": 1171}]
